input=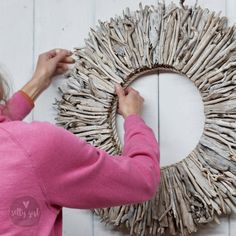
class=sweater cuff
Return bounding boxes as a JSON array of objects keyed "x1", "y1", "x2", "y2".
[
  {"x1": 18, "y1": 90, "x2": 35, "y2": 108},
  {"x1": 124, "y1": 114, "x2": 144, "y2": 130}
]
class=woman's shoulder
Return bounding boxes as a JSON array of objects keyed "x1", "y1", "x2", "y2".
[
  {"x1": 1, "y1": 120, "x2": 82, "y2": 157},
  {"x1": 0, "y1": 120, "x2": 57, "y2": 134},
  {"x1": 0, "y1": 121, "x2": 65, "y2": 151}
]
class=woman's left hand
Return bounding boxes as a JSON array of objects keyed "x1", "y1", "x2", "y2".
[{"x1": 32, "y1": 48, "x2": 75, "y2": 89}]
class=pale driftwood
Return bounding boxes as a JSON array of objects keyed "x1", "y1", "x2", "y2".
[{"x1": 55, "y1": 0, "x2": 236, "y2": 235}]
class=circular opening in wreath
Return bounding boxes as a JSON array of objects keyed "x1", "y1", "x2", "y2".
[{"x1": 116, "y1": 69, "x2": 205, "y2": 166}]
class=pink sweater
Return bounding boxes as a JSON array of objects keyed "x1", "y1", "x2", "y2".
[{"x1": 0, "y1": 91, "x2": 160, "y2": 236}]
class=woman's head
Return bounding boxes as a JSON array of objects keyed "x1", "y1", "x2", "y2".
[{"x1": 0, "y1": 73, "x2": 9, "y2": 104}]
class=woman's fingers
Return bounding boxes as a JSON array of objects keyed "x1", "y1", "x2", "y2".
[
  {"x1": 54, "y1": 63, "x2": 69, "y2": 75},
  {"x1": 115, "y1": 84, "x2": 125, "y2": 98},
  {"x1": 57, "y1": 63, "x2": 68, "y2": 69},
  {"x1": 39, "y1": 49, "x2": 56, "y2": 59},
  {"x1": 125, "y1": 86, "x2": 139, "y2": 95},
  {"x1": 47, "y1": 49, "x2": 74, "y2": 75},
  {"x1": 55, "y1": 48, "x2": 72, "y2": 55},
  {"x1": 52, "y1": 49, "x2": 74, "y2": 67},
  {"x1": 116, "y1": 85, "x2": 141, "y2": 97},
  {"x1": 52, "y1": 50, "x2": 72, "y2": 64},
  {"x1": 42, "y1": 48, "x2": 71, "y2": 61},
  {"x1": 60, "y1": 56, "x2": 75, "y2": 64},
  {"x1": 116, "y1": 85, "x2": 144, "y2": 118}
]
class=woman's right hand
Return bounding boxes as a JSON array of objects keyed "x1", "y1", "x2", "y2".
[{"x1": 115, "y1": 84, "x2": 144, "y2": 119}]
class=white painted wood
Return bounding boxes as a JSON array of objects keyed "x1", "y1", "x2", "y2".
[
  {"x1": 0, "y1": 0, "x2": 34, "y2": 122},
  {"x1": 159, "y1": 1, "x2": 229, "y2": 236},
  {"x1": 196, "y1": 1, "x2": 230, "y2": 235},
  {"x1": 94, "y1": 0, "x2": 159, "y2": 144},
  {"x1": 226, "y1": 1, "x2": 236, "y2": 235},
  {"x1": 1, "y1": 0, "x2": 234, "y2": 235},
  {"x1": 159, "y1": 72, "x2": 205, "y2": 166},
  {"x1": 34, "y1": 1, "x2": 94, "y2": 235},
  {"x1": 94, "y1": 0, "x2": 158, "y2": 22},
  {"x1": 198, "y1": 0, "x2": 226, "y2": 15},
  {"x1": 195, "y1": 217, "x2": 230, "y2": 236},
  {"x1": 63, "y1": 208, "x2": 93, "y2": 235},
  {"x1": 34, "y1": 0, "x2": 95, "y2": 123},
  {"x1": 226, "y1": 0, "x2": 236, "y2": 26},
  {"x1": 93, "y1": 0, "x2": 158, "y2": 235}
]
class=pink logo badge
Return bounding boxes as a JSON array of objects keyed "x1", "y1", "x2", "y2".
[{"x1": 9, "y1": 196, "x2": 41, "y2": 227}]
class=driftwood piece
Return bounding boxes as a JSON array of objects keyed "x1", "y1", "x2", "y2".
[{"x1": 55, "y1": 1, "x2": 236, "y2": 235}]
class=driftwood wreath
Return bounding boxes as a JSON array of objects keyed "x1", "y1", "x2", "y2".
[{"x1": 55, "y1": 1, "x2": 236, "y2": 235}]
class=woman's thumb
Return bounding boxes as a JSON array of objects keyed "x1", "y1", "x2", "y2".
[{"x1": 115, "y1": 84, "x2": 125, "y2": 98}]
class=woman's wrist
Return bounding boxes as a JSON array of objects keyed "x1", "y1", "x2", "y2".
[
  {"x1": 123, "y1": 113, "x2": 140, "y2": 119},
  {"x1": 18, "y1": 90, "x2": 35, "y2": 107},
  {"x1": 21, "y1": 77, "x2": 50, "y2": 101}
]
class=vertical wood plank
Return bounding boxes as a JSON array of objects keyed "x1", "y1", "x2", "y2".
[
  {"x1": 34, "y1": 1, "x2": 94, "y2": 235},
  {"x1": 226, "y1": 0, "x2": 236, "y2": 26},
  {"x1": 34, "y1": 0, "x2": 95, "y2": 123},
  {"x1": 159, "y1": 72, "x2": 205, "y2": 167},
  {"x1": 226, "y1": 0, "x2": 236, "y2": 235},
  {"x1": 0, "y1": 0, "x2": 34, "y2": 122},
  {"x1": 191, "y1": 1, "x2": 229, "y2": 235},
  {"x1": 63, "y1": 208, "x2": 94, "y2": 236},
  {"x1": 94, "y1": 0, "x2": 159, "y2": 144},
  {"x1": 159, "y1": 0, "x2": 229, "y2": 236},
  {"x1": 93, "y1": 1, "x2": 159, "y2": 235}
]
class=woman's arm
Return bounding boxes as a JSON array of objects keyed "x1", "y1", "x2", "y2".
[
  {"x1": 19, "y1": 115, "x2": 160, "y2": 209},
  {"x1": 0, "y1": 49, "x2": 74, "y2": 121}
]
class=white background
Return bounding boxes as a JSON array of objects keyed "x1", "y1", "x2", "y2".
[{"x1": 0, "y1": 0, "x2": 235, "y2": 235}]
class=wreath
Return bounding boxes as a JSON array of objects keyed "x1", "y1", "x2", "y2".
[{"x1": 55, "y1": 1, "x2": 236, "y2": 235}]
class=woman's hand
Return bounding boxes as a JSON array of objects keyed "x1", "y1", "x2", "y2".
[
  {"x1": 115, "y1": 84, "x2": 144, "y2": 119},
  {"x1": 32, "y1": 49, "x2": 75, "y2": 89},
  {"x1": 21, "y1": 49, "x2": 74, "y2": 102}
]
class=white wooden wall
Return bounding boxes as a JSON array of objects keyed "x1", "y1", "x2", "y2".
[{"x1": 0, "y1": 0, "x2": 235, "y2": 235}]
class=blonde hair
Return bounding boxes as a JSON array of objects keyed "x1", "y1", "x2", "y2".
[{"x1": 0, "y1": 72, "x2": 9, "y2": 105}]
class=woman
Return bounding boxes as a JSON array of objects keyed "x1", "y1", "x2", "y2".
[{"x1": 0, "y1": 49, "x2": 160, "y2": 235}]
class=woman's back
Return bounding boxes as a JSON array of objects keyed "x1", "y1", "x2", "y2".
[{"x1": 0, "y1": 120, "x2": 61, "y2": 235}]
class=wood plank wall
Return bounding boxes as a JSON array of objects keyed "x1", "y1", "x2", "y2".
[{"x1": 0, "y1": 0, "x2": 235, "y2": 235}]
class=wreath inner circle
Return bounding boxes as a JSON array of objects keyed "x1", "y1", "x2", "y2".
[{"x1": 111, "y1": 65, "x2": 206, "y2": 163}]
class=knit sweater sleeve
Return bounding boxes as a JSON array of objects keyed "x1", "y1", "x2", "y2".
[
  {"x1": 0, "y1": 90, "x2": 34, "y2": 120},
  {"x1": 26, "y1": 115, "x2": 160, "y2": 209}
]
